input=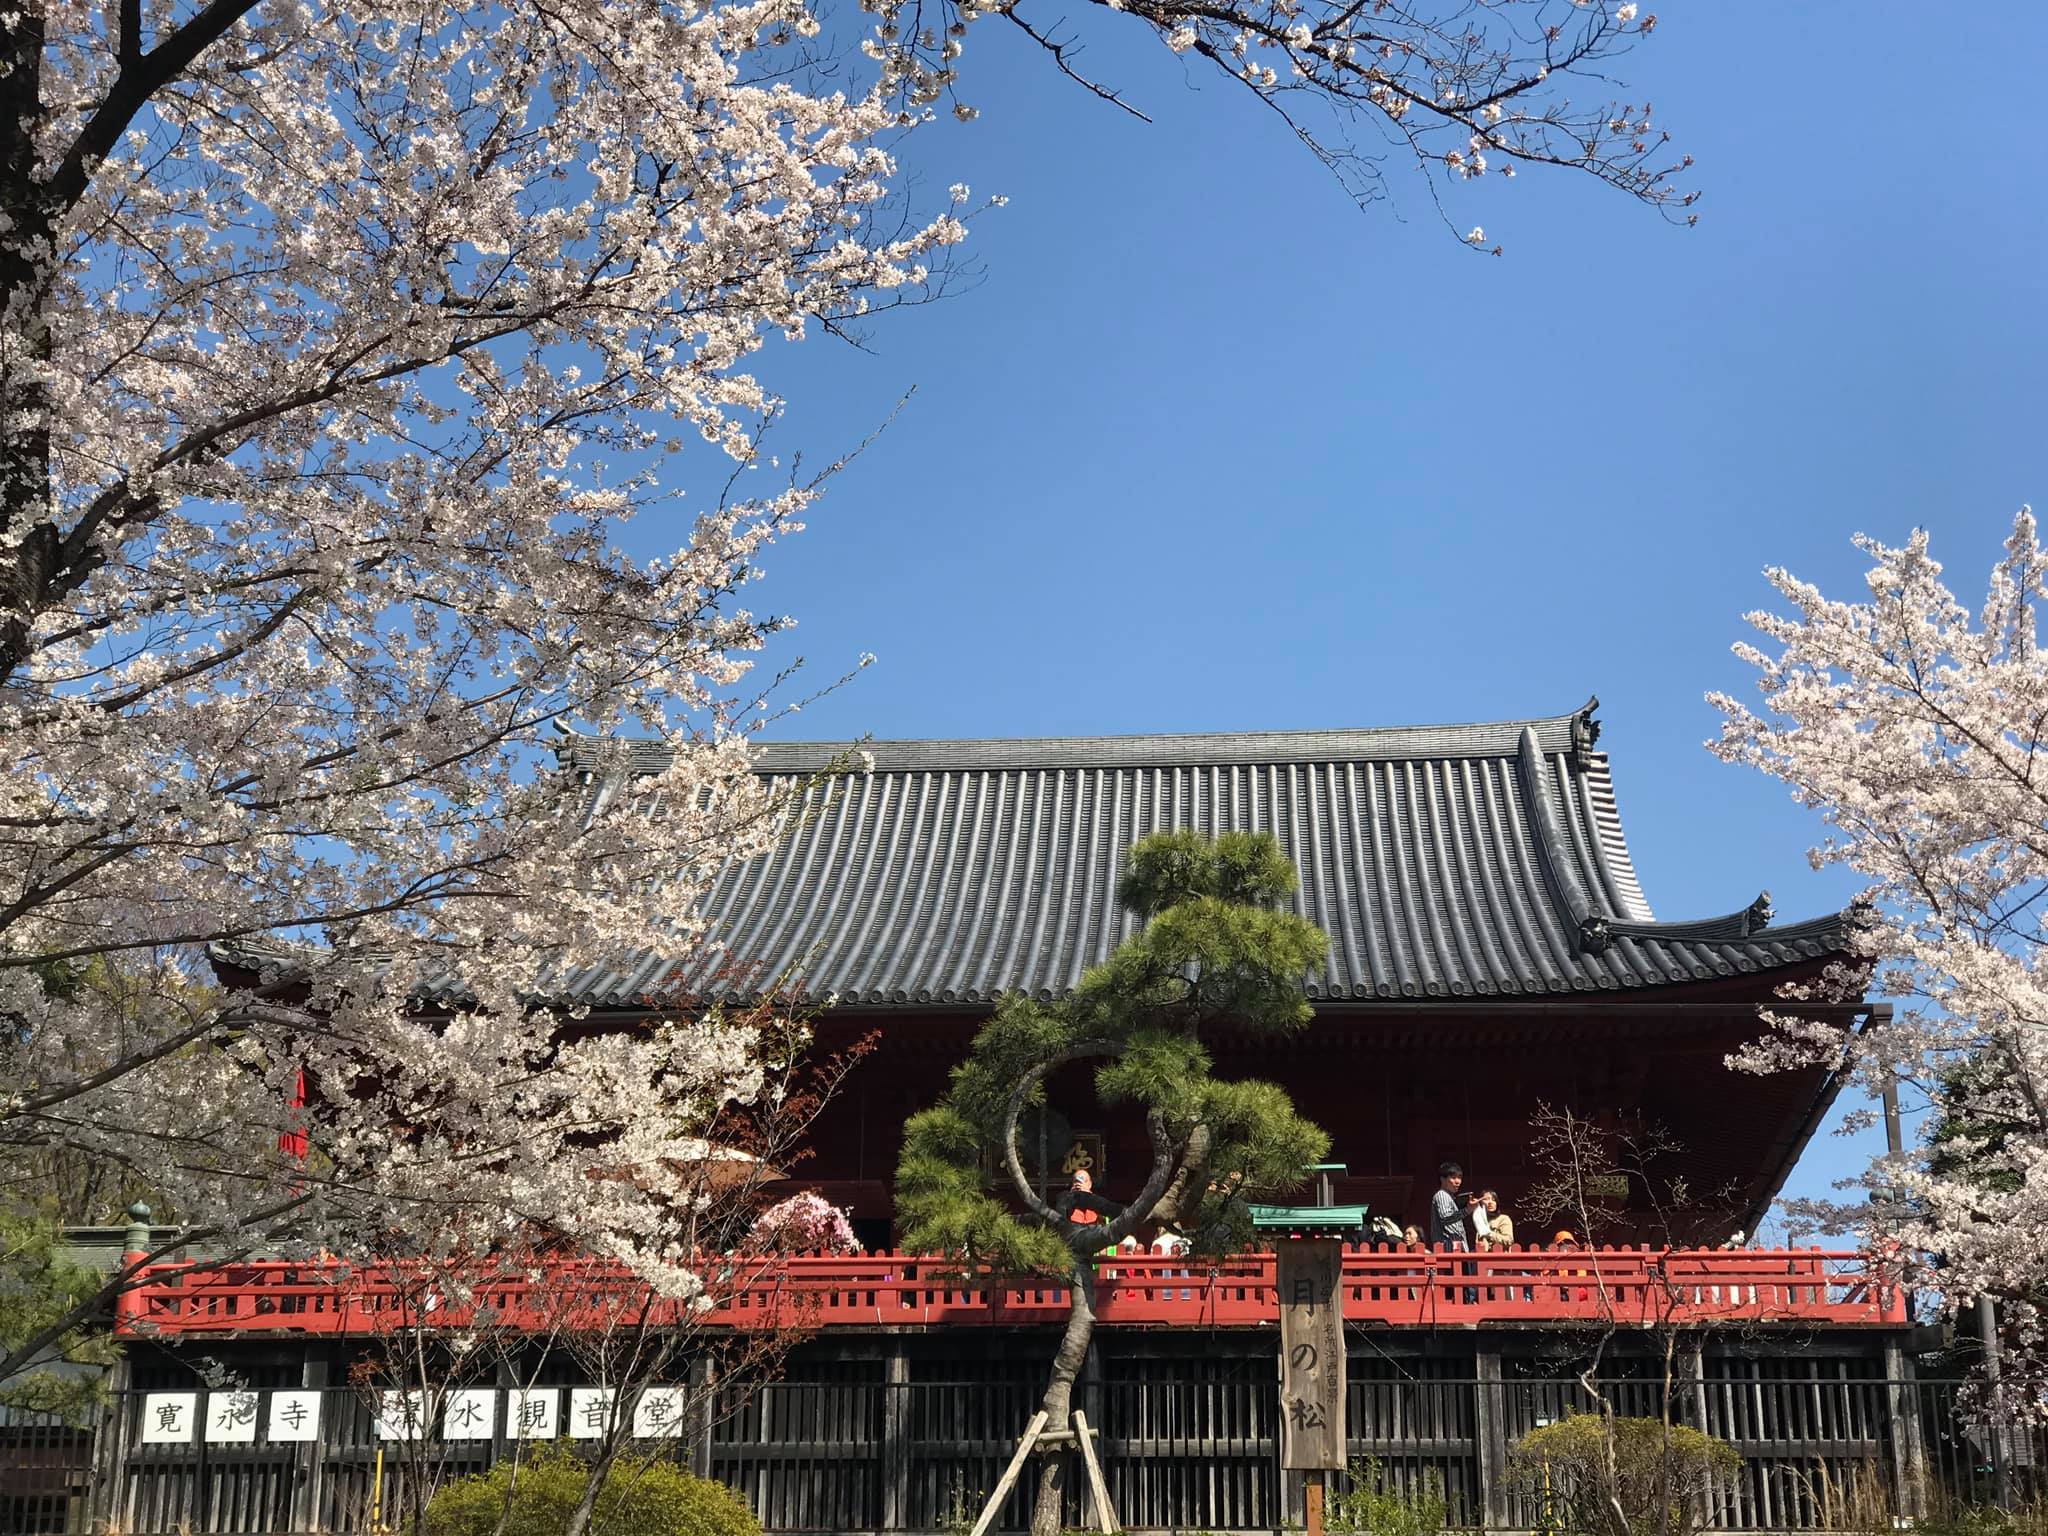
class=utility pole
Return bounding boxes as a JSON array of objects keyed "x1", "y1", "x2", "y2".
[
  {"x1": 1979, "y1": 1296, "x2": 2011, "y2": 1509},
  {"x1": 1881, "y1": 1065, "x2": 1914, "y2": 1321}
]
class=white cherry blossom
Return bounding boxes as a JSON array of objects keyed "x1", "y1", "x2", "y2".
[
  {"x1": 1, "y1": 0, "x2": 963, "y2": 1286},
  {"x1": 1714, "y1": 510, "x2": 2048, "y2": 1412}
]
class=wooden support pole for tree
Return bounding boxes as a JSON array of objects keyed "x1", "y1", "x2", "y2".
[
  {"x1": 1073, "y1": 1410, "x2": 1117, "y2": 1534},
  {"x1": 970, "y1": 1410, "x2": 1049, "y2": 1536}
]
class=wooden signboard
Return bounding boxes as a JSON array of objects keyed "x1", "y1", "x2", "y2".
[{"x1": 1277, "y1": 1238, "x2": 1346, "y2": 1470}]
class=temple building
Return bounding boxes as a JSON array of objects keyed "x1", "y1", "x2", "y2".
[{"x1": 551, "y1": 697, "x2": 1863, "y2": 1245}]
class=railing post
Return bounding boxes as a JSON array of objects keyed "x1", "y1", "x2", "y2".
[
  {"x1": 113, "y1": 1201, "x2": 152, "y2": 1334},
  {"x1": 1474, "y1": 1347, "x2": 1509, "y2": 1530},
  {"x1": 881, "y1": 1340, "x2": 911, "y2": 1531},
  {"x1": 1681, "y1": 1343, "x2": 1709, "y2": 1436},
  {"x1": 1884, "y1": 1337, "x2": 1928, "y2": 1519},
  {"x1": 293, "y1": 1358, "x2": 330, "y2": 1532}
]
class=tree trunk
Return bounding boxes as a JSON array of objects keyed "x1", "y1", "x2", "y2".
[
  {"x1": 1, "y1": 8, "x2": 56, "y2": 686},
  {"x1": 1149, "y1": 1123, "x2": 1211, "y2": 1230},
  {"x1": 564, "y1": 1436, "x2": 619, "y2": 1536},
  {"x1": 1031, "y1": 1258, "x2": 1098, "y2": 1536}
]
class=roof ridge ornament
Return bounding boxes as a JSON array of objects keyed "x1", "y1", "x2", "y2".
[
  {"x1": 1579, "y1": 914, "x2": 1614, "y2": 954},
  {"x1": 1743, "y1": 891, "x2": 1774, "y2": 935},
  {"x1": 1571, "y1": 696, "x2": 1602, "y2": 769}
]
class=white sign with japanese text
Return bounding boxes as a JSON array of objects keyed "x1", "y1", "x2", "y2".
[
  {"x1": 633, "y1": 1386, "x2": 687, "y2": 1439},
  {"x1": 203, "y1": 1389, "x2": 260, "y2": 1443},
  {"x1": 375, "y1": 1389, "x2": 430, "y2": 1441},
  {"x1": 266, "y1": 1391, "x2": 321, "y2": 1443},
  {"x1": 442, "y1": 1388, "x2": 496, "y2": 1440},
  {"x1": 440, "y1": 1392, "x2": 495, "y2": 1441},
  {"x1": 567, "y1": 1387, "x2": 616, "y2": 1439},
  {"x1": 506, "y1": 1388, "x2": 558, "y2": 1439},
  {"x1": 140, "y1": 1392, "x2": 197, "y2": 1445}
]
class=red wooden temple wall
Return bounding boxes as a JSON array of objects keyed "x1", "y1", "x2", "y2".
[{"x1": 796, "y1": 988, "x2": 1831, "y2": 1243}]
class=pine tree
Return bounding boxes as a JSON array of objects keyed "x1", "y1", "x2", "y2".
[{"x1": 896, "y1": 830, "x2": 1330, "y2": 1536}]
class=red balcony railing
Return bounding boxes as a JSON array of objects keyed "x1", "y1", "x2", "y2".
[{"x1": 112, "y1": 1245, "x2": 1903, "y2": 1338}]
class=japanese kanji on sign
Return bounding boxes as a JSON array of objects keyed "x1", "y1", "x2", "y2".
[
  {"x1": 204, "y1": 1390, "x2": 260, "y2": 1444},
  {"x1": 443, "y1": 1388, "x2": 496, "y2": 1441},
  {"x1": 569, "y1": 1387, "x2": 616, "y2": 1440},
  {"x1": 508, "y1": 1388, "x2": 559, "y2": 1440},
  {"x1": 375, "y1": 1389, "x2": 429, "y2": 1442},
  {"x1": 1277, "y1": 1237, "x2": 1345, "y2": 1471},
  {"x1": 266, "y1": 1391, "x2": 321, "y2": 1443},
  {"x1": 139, "y1": 1392, "x2": 197, "y2": 1446}
]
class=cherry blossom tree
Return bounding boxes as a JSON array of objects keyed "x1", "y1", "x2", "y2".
[
  {"x1": 750, "y1": 1191, "x2": 860, "y2": 1254},
  {"x1": 337, "y1": 1019, "x2": 860, "y2": 1536},
  {"x1": 3, "y1": 0, "x2": 1694, "y2": 1344},
  {"x1": 1, "y1": 0, "x2": 974, "y2": 1316},
  {"x1": 1711, "y1": 509, "x2": 2048, "y2": 1410}
]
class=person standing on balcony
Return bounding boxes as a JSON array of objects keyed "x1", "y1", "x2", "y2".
[
  {"x1": 1060, "y1": 1167, "x2": 1104, "y2": 1229},
  {"x1": 1433, "y1": 1162, "x2": 1477, "y2": 1302},
  {"x1": 1467, "y1": 1189, "x2": 1492, "y2": 1250},
  {"x1": 1059, "y1": 1168, "x2": 1113, "y2": 1284},
  {"x1": 1430, "y1": 1163, "x2": 1468, "y2": 1252},
  {"x1": 1484, "y1": 1191, "x2": 1527, "y2": 1302},
  {"x1": 1151, "y1": 1221, "x2": 1191, "y2": 1301},
  {"x1": 1399, "y1": 1224, "x2": 1424, "y2": 1300},
  {"x1": 1553, "y1": 1229, "x2": 1591, "y2": 1304},
  {"x1": 1466, "y1": 1189, "x2": 1493, "y2": 1299},
  {"x1": 1482, "y1": 1191, "x2": 1513, "y2": 1249}
]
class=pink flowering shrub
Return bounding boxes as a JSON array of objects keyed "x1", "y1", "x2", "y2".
[{"x1": 751, "y1": 1193, "x2": 860, "y2": 1255}]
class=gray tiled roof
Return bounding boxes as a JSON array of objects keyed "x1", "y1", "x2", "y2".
[{"x1": 534, "y1": 701, "x2": 1849, "y2": 1009}]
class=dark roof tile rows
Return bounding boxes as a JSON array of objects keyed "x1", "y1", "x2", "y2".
[{"x1": 531, "y1": 701, "x2": 1848, "y2": 1010}]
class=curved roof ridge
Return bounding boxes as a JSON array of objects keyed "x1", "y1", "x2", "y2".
[
  {"x1": 1515, "y1": 724, "x2": 1594, "y2": 930},
  {"x1": 554, "y1": 706, "x2": 1602, "y2": 779},
  {"x1": 1608, "y1": 899, "x2": 1850, "y2": 948}
]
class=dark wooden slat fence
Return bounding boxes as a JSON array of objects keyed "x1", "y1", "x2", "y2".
[{"x1": 4, "y1": 1368, "x2": 2037, "y2": 1534}]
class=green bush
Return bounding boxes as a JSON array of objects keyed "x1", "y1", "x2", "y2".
[
  {"x1": 1507, "y1": 1413, "x2": 1740, "y2": 1536},
  {"x1": 1912, "y1": 1506, "x2": 2048, "y2": 1536},
  {"x1": 1328, "y1": 1455, "x2": 1449, "y2": 1536},
  {"x1": 424, "y1": 1444, "x2": 761, "y2": 1536}
]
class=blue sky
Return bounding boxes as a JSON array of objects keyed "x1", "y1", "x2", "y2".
[{"x1": 672, "y1": 4, "x2": 2047, "y2": 1224}]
